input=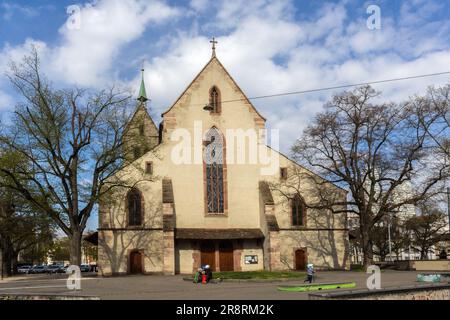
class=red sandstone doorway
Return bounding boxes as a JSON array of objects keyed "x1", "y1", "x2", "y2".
[
  {"x1": 129, "y1": 250, "x2": 143, "y2": 274},
  {"x1": 295, "y1": 249, "x2": 307, "y2": 271},
  {"x1": 200, "y1": 240, "x2": 216, "y2": 271},
  {"x1": 219, "y1": 240, "x2": 234, "y2": 271}
]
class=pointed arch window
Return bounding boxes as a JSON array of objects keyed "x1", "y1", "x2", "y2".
[
  {"x1": 292, "y1": 194, "x2": 306, "y2": 226},
  {"x1": 127, "y1": 188, "x2": 143, "y2": 226},
  {"x1": 133, "y1": 147, "x2": 141, "y2": 160},
  {"x1": 204, "y1": 128, "x2": 226, "y2": 213},
  {"x1": 209, "y1": 86, "x2": 221, "y2": 113}
]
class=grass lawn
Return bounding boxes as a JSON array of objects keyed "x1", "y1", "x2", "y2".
[
  {"x1": 350, "y1": 264, "x2": 365, "y2": 272},
  {"x1": 213, "y1": 271, "x2": 306, "y2": 280},
  {"x1": 278, "y1": 282, "x2": 356, "y2": 292}
]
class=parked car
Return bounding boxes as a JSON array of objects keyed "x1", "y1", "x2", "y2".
[
  {"x1": 80, "y1": 264, "x2": 90, "y2": 272},
  {"x1": 28, "y1": 265, "x2": 47, "y2": 274},
  {"x1": 46, "y1": 265, "x2": 65, "y2": 274},
  {"x1": 17, "y1": 265, "x2": 32, "y2": 274}
]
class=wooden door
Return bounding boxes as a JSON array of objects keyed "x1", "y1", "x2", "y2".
[
  {"x1": 200, "y1": 241, "x2": 216, "y2": 271},
  {"x1": 295, "y1": 249, "x2": 306, "y2": 271},
  {"x1": 130, "y1": 251, "x2": 143, "y2": 274},
  {"x1": 219, "y1": 241, "x2": 234, "y2": 271}
]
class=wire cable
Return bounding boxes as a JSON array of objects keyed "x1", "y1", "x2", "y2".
[{"x1": 218, "y1": 71, "x2": 450, "y2": 105}]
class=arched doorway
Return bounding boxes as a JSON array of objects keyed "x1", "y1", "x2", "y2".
[
  {"x1": 129, "y1": 250, "x2": 143, "y2": 274},
  {"x1": 200, "y1": 241, "x2": 216, "y2": 271},
  {"x1": 295, "y1": 249, "x2": 307, "y2": 271},
  {"x1": 219, "y1": 240, "x2": 234, "y2": 271}
]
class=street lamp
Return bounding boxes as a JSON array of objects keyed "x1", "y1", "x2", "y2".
[
  {"x1": 387, "y1": 212, "x2": 397, "y2": 262},
  {"x1": 387, "y1": 215, "x2": 392, "y2": 261},
  {"x1": 447, "y1": 187, "x2": 450, "y2": 234},
  {"x1": 203, "y1": 104, "x2": 214, "y2": 112}
]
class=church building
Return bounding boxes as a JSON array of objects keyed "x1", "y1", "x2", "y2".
[{"x1": 97, "y1": 42, "x2": 350, "y2": 275}]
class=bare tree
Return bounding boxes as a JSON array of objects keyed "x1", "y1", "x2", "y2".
[
  {"x1": 371, "y1": 216, "x2": 407, "y2": 261},
  {"x1": 0, "y1": 49, "x2": 141, "y2": 265},
  {"x1": 405, "y1": 206, "x2": 448, "y2": 260},
  {"x1": 411, "y1": 85, "x2": 450, "y2": 158},
  {"x1": 292, "y1": 85, "x2": 450, "y2": 268}
]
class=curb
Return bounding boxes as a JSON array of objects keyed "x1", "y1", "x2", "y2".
[{"x1": 183, "y1": 277, "x2": 309, "y2": 283}]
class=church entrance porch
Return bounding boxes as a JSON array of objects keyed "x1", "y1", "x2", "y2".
[{"x1": 174, "y1": 228, "x2": 265, "y2": 274}]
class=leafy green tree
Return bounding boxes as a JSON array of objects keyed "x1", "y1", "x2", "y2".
[
  {"x1": 48, "y1": 238, "x2": 70, "y2": 263},
  {"x1": 0, "y1": 149, "x2": 56, "y2": 274}
]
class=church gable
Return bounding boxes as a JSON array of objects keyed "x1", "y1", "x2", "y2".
[
  {"x1": 123, "y1": 103, "x2": 159, "y2": 162},
  {"x1": 161, "y1": 56, "x2": 266, "y2": 132}
]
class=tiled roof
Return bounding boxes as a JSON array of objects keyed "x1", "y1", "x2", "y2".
[{"x1": 175, "y1": 228, "x2": 264, "y2": 240}]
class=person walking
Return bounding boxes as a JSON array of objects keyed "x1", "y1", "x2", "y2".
[{"x1": 304, "y1": 263, "x2": 315, "y2": 284}]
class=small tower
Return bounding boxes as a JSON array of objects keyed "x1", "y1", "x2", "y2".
[
  {"x1": 137, "y1": 68, "x2": 148, "y2": 103},
  {"x1": 123, "y1": 68, "x2": 159, "y2": 162}
]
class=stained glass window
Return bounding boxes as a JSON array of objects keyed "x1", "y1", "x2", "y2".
[
  {"x1": 128, "y1": 188, "x2": 142, "y2": 226},
  {"x1": 292, "y1": 194, "x2": 305, "y2": 226},
  {"x1": 205, "y1": 128, "x2": 224, "y2": 213},
  {"x1": 209, "y1": 86, "x2": 221, "y2": 113}
]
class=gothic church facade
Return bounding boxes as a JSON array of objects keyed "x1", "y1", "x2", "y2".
[{"x1": 98, "y1": 48, "x2": 349, "y2": 275}]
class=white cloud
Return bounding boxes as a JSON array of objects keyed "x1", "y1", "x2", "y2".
[
  {"x1": 0, "y1": 0, "x2": 180, "y2": 91},
  {"x1": 0, "y1": 90, "x2": 12, "y2": 112},
  {"x1": 135, "y1": 0, "x2": 450, "y2": 153},
  {"x1": 189, "y1": 0, "x2": 209, "y2": 13},
  {"x1": 1, "y1": 0, "x2": 449, "y2": 153},
  {"x1": 49, "y1": 0, "x2": 180, "y2": 87}
]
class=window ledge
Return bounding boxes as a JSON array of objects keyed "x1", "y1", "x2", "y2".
[
  {"x1": 205, "y1": 213, "x2": 228, "y2": 217},
  {"x1": 290, "y1": 226, "x2": 307, "y2": 229},
  {"x1": 127, "y1": 225, "x2": 145, "y2": 229}
]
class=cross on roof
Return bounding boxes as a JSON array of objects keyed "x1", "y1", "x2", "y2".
[{"x1": 210, "y1": 37, "x2": 218, "y2": 57}]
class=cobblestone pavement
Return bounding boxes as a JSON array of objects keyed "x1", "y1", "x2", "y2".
[{"x1": 0, "y1": 271, "x2": 432, "y2": 300}]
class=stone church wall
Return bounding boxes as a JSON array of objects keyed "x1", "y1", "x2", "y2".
[
  {"x1": 98, "y1": 230, "x2": 164, "y2": 276},
  {"x1": 277, "y1": 229, "x2": 349, "y2": 270}
]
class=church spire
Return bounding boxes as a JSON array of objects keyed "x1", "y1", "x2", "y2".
[{"x1": 137, "y1": 68, "x2": 148, "y2": 103}]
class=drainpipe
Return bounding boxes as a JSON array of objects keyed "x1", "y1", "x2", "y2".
[
  {"x1": 1, "y1": 248, "x2": 3, "y2": 280},
  {"x1": 447, "y1": 187, "x2": 450, "y2": 234},
  {"x1": 387, "y1": 214, "x2": 392, "y2": 262}
]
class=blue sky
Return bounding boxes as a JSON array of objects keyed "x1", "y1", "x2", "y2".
[{"x1": 1, "y1": 0, "x2": 450, "y2": 231}]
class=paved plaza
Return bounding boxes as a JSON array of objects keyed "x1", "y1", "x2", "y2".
[{"x1": 0, "y1": 271, "x2": 434, "y2": 300}]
